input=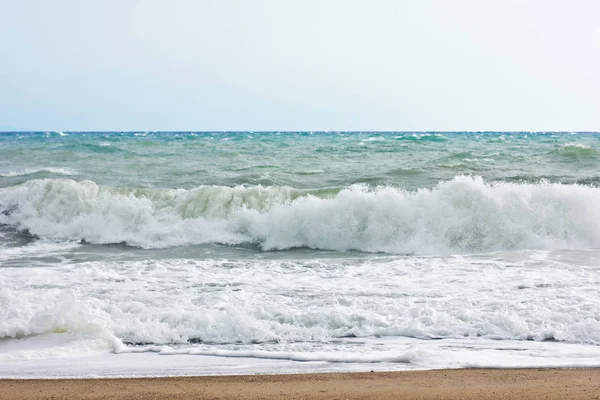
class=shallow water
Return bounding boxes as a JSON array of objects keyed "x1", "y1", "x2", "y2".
[{"x1": 1, "y1": 132, "x2": 600, "y2": 377}]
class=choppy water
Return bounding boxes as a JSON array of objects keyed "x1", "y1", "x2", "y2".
[{"x1": 1, "y1": 132, "x2": 600, "y2": 377}]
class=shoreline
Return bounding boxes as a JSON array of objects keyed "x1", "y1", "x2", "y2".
[{"x1": 2, "y1": 368, "x2": 599, "y2": 399}]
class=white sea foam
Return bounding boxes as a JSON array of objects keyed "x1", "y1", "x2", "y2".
[
  {"x1": 119, "y1": 346, "x2": 415, "y2": 363},
  {"x1": 0, "y1": 240, "x2": 80, "y2": 262},
  {"x1": 1, "y1": 252, "x2": 600, "y2": 373},
  {"x1": 4, "y1": 338, "x2": 600, "y2": 378},
  {"x1": 0, "y1": 168, "x2": 77, "y2": 177},
  {"x1": 2, "y1": 254, "x2": 600, "y2": 349},
  {"x1": 1, "y1": 176, "x2": 600, "y2": 253},
  {"x1": 295, "y1": 169, "x2": 325, "y2": 175}
]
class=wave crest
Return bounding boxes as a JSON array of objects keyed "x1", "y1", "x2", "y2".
[
  {"x1": 0, "y1": 168, "x2": 77, "y2": 178},
  {"x1": 553, "y1": 143, "x2": 598, "y2": 157},
  {"x1": 1, "y1": 176, "x2": 600, "y2": 253}
]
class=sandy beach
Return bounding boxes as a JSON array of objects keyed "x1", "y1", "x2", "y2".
[{"x1": 1, "y1": 368, "x2": 599, "y2": 400}]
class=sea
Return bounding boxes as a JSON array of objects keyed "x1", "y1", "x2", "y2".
[{"x1": 1, "y1": 131, "x2": 600, "y2": 378}]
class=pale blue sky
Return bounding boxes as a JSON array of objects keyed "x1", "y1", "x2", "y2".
[{"x1": 1, "y1": 0, "x2": 599, "y2": 131}]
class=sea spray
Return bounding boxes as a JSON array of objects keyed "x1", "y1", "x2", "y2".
[{"x1": 1, "y1": 176, "x2": 599, "y2": 254}]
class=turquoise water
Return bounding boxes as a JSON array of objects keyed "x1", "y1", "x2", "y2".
[
  {"x1": 2, "y1": 132, "x2": 600, "y2": 191},
  {"x1": 2, "y1": 132, "x2": 600, "y2": 377},
  {"x1": 3, "y1": 131, "x2": 600, "y2": 254}
]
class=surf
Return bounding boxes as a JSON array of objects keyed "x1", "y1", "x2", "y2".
[{"x1": 1, "y1": 175, "x2": 600, "y2": 254}]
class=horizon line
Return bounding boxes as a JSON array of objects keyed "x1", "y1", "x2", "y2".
[{"x1": 1, "y1": 130, "x2": 599, "y2": 134}]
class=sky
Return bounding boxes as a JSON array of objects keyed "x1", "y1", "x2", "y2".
[{"x1": 1, "y1": 0, "x2": 599, "y2": 131}]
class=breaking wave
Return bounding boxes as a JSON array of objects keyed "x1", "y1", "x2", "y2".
[
  {"x1": 0, "y1": 168, "x2": 77, "y2": 177},
  {"x1": 552, "y1": 143, "x2": 598, "y2": 158},
  {"x1": 1, "y1": 176, "x2": 600, "y2": 254}
]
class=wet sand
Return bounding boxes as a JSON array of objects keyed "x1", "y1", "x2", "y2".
[{"x1": 1, "y1": 368, "x2": 599, "y2": 400}]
